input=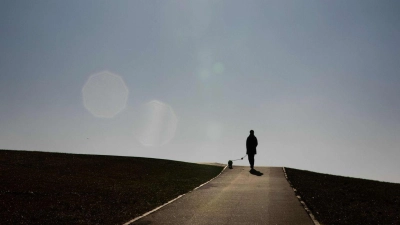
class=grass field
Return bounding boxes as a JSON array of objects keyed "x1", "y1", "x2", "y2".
[
  {"x1": 285, "y1": 167, "x2": 400, "y2": 225},
  {"x1": 0, "y1": 150, "x2": 224, "y2": 225}
]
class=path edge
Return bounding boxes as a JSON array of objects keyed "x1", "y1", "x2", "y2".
[
  {"x1": 282, "y1": 167, "x2": 321, "y2": 225},
  {"x1": 122, "y1": 165, "x2": 228, "y2": 225}
]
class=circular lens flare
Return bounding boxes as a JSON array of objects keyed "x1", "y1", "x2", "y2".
[
  {"x1": 82, "y1": 71, "x2": 129, "y2": 118},
  {"x1": 133, "y1": 100, "x2": 178, "y2": 147},
  {"x1": 212, "y1": 62, "x2": 225, "y2": 74}
]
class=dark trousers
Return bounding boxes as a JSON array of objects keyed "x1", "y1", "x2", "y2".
[{"x1": 248, "y1": 154, "x2": 255, "y2": 169}]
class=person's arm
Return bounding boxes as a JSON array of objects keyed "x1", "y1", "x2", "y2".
[
  {"x1": 255, "y1": 137, "x2": 258, "y2": 154},
  {"x1": 246, "y1": 137, "x2": 249, "y2": 154}
]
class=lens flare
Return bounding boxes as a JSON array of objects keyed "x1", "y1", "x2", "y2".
[
  {"x1": 82, "y1": 71, "x2": 129, "y2": 118},
  {"x1": 133, "y1": 100, "x2": 178, "y2": 147},
  {"x1": 212, "y1": 62, "x2": 225, "y2": 74}
]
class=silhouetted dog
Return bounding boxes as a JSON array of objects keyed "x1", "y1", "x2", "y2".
[{"x1": 228, "y1": 160, "x2": 233, "y2": 169}]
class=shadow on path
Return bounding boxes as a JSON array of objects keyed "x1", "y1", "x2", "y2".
[{"x1": 250, "y1": 169, "x2": 263, "y2": 176}]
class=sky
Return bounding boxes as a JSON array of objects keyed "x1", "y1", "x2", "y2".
[{"x1": 1, "y1": 0, "x2": 400, "y2": 183}]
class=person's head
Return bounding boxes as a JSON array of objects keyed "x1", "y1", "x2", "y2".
[{"x1": 250, "y1": 130, "x2": 254, "y2": 135}]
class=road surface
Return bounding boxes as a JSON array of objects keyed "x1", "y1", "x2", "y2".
[{"x1": 131, "y1": 166, "x2": 314, "y2": 225}]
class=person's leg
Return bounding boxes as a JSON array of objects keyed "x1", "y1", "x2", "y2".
[{"x1": 248, "y1": 154, "x2": 254, "y2": 169}]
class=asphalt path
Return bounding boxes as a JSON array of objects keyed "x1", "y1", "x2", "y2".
[{"x1": 131, "y1": 166, "x2": 314, "y2": 225}]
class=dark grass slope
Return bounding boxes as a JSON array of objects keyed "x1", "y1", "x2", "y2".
[
  {"x1": 0, "y1": 150, "x2": 224, "y2": 225},
  {"x1": 285, "y1": 168, "x2": 400, "y2": 225}
]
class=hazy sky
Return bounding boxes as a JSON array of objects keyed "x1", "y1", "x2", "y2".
[{"x1": 1, "y1": 0, "x2": 400, "y2": 183}]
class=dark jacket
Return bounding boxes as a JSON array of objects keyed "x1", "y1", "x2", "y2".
[{"x1": 246, "y1": 134, "x2": 258, "y2": 155}]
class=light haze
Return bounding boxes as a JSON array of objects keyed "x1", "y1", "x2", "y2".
[{"x1": 1, "y1": 0, "x2": 400, "y2": 183}]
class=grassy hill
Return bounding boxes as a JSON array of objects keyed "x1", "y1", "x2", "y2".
[
  {"x1": 0, "y1": 150, "x2": 224, "y2": 225},
  {"x1": 285, "y1": 167, "x2": 400, "y2": 225}
]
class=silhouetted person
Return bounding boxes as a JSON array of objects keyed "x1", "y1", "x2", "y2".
[{"x1": 246, "y1": 130, "x2": 258, "y2": 170}]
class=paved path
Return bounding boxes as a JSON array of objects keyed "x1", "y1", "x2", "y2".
[{"x1": 132, "y1": 167, "x2": 314, "y2": 225}]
